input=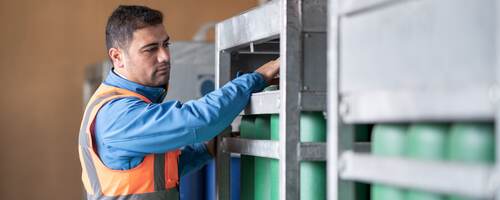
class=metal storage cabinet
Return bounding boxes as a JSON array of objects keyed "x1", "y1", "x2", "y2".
[
  {"x1": 165, "y1": 42, "x2": 215, "y2": 103},
  {"x1": 214, "y1": 0, "x2": 328, "y2": 200},
  {"x1": 328, "y1": 0, "x2": 499, "y2": 199},
  {"x1": 83, "y1": 60, "x2": 112, "y2": 104}
]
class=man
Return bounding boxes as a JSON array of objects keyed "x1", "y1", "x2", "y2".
[{"x1": 78, "y1": 5, "x2": 279, "y2": 200}]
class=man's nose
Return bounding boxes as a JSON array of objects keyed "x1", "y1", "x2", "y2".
[{"x1": 157, "y1": 47, "x2": 170, "y2": 63}]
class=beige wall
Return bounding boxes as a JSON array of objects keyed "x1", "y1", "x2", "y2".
[{"x1": 0, "y1": 1, "x2": 257, "y2": 199}]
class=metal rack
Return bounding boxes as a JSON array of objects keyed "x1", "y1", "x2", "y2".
[
  {"x1": 214, "y1": 0, "x2": 327, "y2": 200},
  {"x1": 328, "y1": 0, "x2": 500, "y2": 199}
]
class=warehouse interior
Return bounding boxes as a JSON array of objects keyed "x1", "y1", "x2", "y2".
[{"x1": 1, "y1": 0, "x2": 498, "y2": 200}]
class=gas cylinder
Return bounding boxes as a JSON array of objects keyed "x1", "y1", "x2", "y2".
[
  {"x1": 448, "y1": 123, "x2": 494, "y2": 200},
  {"x1": 406, "y1": 123, "x2": 448, "y2": 200},
  {"x1": 371, "y1": 124, "x2": 408, "y2": 200}
]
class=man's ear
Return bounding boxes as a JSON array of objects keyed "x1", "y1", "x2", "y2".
[{"x1": 109, "y1": 47, "x2": 124, "y2": 68}]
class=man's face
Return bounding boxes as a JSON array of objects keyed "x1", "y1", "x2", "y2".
[{"x1": 116, "y1": 24, "x2": 171, "y2": 87}]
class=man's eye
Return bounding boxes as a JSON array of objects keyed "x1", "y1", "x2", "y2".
[
  {"x1": 163, "y1": 42, "x2": 171, "y2": 48},
  {"x1": 146, "y1": 47, "x2": 158, "y2": 52}
]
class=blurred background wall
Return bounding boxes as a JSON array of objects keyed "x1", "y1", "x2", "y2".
[{"x1": 0, "y1": 0, "x2": 258, "y2": 199}]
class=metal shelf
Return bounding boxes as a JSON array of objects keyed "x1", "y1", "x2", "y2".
[
  {"x1": 340, "y1": 86, "x2": 495, "y2": 123},
  {"x1": 221, "y1": 137, "x2": 280, "y2": 159},
  {"x1": 241, "y1": 90, "x2": 326, "y2": 115},
  {"x1": 221, "y1": 137, "x2": 370, "y2": 161},
  {"x1": 221, "y1": 137, "x2": 327, "y2": 161},
  {"x1": 241, "y1": 90, "x2": 280, "y2": 115},
  {"x1": 339, "y1": 152, "x2": 497, "y2": 199},
  {"x1": 222, "y1": 140, "x2": 329, "y2": 161}
]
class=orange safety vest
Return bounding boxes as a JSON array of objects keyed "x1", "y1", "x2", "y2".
[{"x1": 78, "y1": 84, "x2": 181, "y2": 200}]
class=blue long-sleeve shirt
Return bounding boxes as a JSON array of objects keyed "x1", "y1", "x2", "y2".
[{"x1": 94, "y1": 70, "x2": 266, "y2": 176}]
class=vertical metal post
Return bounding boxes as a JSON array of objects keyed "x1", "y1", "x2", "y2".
[
  {"x1": 327, "y1": 0, "x2": 339, "y2": 198},
  {"x1": 495, "y1": 0, "x2": 500, "y2": 198},
  {"x1": 327, "y1": 0, "x2": 355, "y2": 199},
  {"x1": 215, "y1": 130, "x2": 231, "y2": 200},
  {"x1": 215, "y1": 24, "x2": 232, "y2": 200},
  {"x1": 280, "y1": 0, "x2": 302, "y2": 199}
]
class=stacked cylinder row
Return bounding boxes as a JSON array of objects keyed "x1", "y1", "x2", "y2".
[
  {"x1": 371, "y1": 123, "x2": 495, "y2": 200},
  {"x1": 239, "y1": 112, "x2": 327, "y2": 200}
]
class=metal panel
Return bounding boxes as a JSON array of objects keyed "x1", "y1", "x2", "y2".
[
  {"x1": 216, "y1": 0, "x2": 281, "y2": 51},
  {"x1": 303, "y1": 32, "x2": 327, "y2": 92},
  {"x1": 222, "y1": 137, "x2": 280, "y2": 159},
  {"x1": 339, "y1": 0, "x2": 413, "y2": 16},
  {"x1": 339, "y1": 0, "x2": 496, "y2": 122},
  {"x1": 302, "y1": 0, "x2": 327, "y2": 32},
  {"x1": 339, "y1": 152, "x2": 497, "y2": 199},
  {"x1": 300, "y1": 91, "x2": 326, "y2": 111},
  {"x1": 340, "y1": 0, "x2": 496, "y2": 88}
]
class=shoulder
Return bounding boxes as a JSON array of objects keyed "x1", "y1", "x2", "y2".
[
  {"x1": 94, "y1": 96, "x2": 146, "y2": 128},
  {"x1": 100, "y1": 96, "x2": 147, "y2": 113},
  {"x1": 95, "y1": 97, "x2": 184, "y2": 124}
]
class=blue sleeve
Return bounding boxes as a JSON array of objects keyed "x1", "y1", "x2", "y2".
[
  {"x1": 179, "y1": 143, "x2": 213, "y2": 177},
  {"x1": 95, "y1": 72, "x2": 266, "y2": 155}
]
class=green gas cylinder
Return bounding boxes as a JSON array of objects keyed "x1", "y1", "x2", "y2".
[
  {"x1": 406, "y1": 123, "x2": 448, "y2": 200},
  {"x1": 448, "y1": 123, "x2": 494, "y2": 200},
  {"x1": 240, "y1": 116, "x2": 256, "y2": 200},
  {"x1": 240, "y1": 115, "x2": 256, "y2": 138},
  {"x1": 263, "y1": 85, "x2": 279, "y2": 91},
  {"x1": 371, "y1": 124, "x2": 408, "y2": 200},
  {"x1": 269, "y1": 112, "x2": 327, "y2": 199},
  {"x1": 300, "y1": 112, "x2": 327, "y2": 200},
  {"x1": 448, "y1": 123, "x2": 494, "y2": 163},
  {"x1": 254, "y1": 115, "x2": 272, "y2": 200},
  {"x1": 270, "y1": 114, "x2": 280, "y2": 200}
]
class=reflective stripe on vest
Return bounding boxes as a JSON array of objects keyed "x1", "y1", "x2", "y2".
[{"x1": 78, "y1": 84, "x2": 180, "y2": 200}]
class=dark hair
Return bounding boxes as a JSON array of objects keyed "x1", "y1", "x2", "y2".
[{"x1": 105, "y1": 5, "x2": 163, "y2": 50}]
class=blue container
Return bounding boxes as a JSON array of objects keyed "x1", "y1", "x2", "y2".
[
  {"x1": 180, "y1": 167, "x2": 205, "y2": 200},
  {"x1": 206, "y1": 156, "x2": 241, "y2": 200},
  {"x1": 206, "y1": 160, "x2": 216, "y2": 200}
]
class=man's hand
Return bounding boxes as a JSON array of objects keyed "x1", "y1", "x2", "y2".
[{"x1": 255, "y1": 58, "x2": 280, "y2": 84}]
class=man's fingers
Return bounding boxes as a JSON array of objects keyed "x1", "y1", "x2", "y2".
[{"x1": 254, "y1": 57, "x2": 281, "y2": 83}]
